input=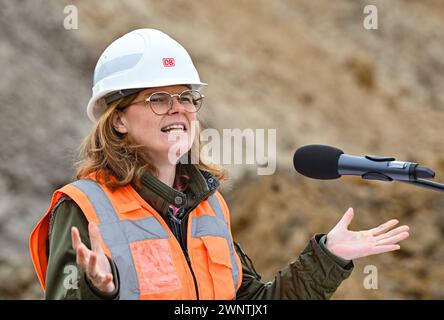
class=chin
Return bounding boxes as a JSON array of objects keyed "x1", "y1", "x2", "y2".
[{"x1": 164, "y1": 142, "x2": 193, "y2": 164}]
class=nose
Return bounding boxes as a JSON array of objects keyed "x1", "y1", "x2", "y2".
[{"x1": 167, "y1": 95, "x2": 186, "y2": 115}]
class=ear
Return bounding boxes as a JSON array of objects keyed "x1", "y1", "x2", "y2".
[{"x1": 112, "y1": 111, "x2": 129, "y2": 134}]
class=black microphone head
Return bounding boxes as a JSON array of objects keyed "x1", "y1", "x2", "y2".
[{"x1": 293, "y1": 145, "x2": 344, "y2": 180}]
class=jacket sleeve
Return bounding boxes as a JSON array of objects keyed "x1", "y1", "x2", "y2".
[
  {"x1": 44, "y1": 200, "x2": 120, "y2": 300},
  {"x1": 234, "y1": 234, "x2": 354, "y2": 300}
]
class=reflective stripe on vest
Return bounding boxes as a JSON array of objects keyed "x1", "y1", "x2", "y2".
[
  {"x1": 192, "y1": 195, "x2": 240, "y2": 298},
  {"x1": 72, "y1": 179, "x2": 239, "y2": 299}
]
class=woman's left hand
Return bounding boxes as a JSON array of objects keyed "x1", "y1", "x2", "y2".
[{"x1": 326, "y1": 208, "x2": 410, "y2": 261}]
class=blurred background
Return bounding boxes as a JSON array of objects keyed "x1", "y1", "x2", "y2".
[{"x1": 1, "y1": 0, "x2": 444, "y2": 299}]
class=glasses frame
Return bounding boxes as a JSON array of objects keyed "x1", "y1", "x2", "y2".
[{"x1": 124, "y1": 89, "x2": 204, "y2": 115}]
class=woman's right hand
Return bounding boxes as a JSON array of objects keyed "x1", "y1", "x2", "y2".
[{"x1": 71, "y1": 222, "x2": 115, "y2": 293}]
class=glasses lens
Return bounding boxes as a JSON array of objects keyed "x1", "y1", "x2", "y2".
[
  {"x1": 149, "y1": 90, "x2": 204, "y2": 114},
  {"x1": 149, "y1": 92, "x2": 171, "y2": 114},
  {"x1": 180, "y1": 90, "x2": 203, "y2": 112}
]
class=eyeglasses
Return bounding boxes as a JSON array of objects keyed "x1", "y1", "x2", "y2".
[{"x1": 126, "y1": 89, "x2": 204, "y2": 115}]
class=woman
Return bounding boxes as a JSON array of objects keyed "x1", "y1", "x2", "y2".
[{"x1": 29, "y1": 29, "x2": 410, "y2": 300}]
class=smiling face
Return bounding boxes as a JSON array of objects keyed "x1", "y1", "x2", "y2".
[{"x1": 112, "y1": 85, "x2": 198, "y2": 166}]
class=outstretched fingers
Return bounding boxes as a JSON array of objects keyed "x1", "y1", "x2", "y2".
[
  {"x1": 338, "y1": 208, "x2": 355, "y2": 229},
  {"x1": 375, "y1": 225, "x2": 409, "y2": 241},
  {"x1": 71, "y1": 224, "x2": 114, "y2": 292},
  {"x1": 75, "y1": 242, "x2": 91, "y2": 270},
  {"x1": 87, "y1": 251, "x2": 98, "y2": 279},
  {"x1": 370, "y1": 244, "x2": 401, "y2": 255},
  {"x1": 72, "y1": 227, "x2": 91, "y2": 269},
  {"x1": 102, "y1": 273, "x2": 114, "y2": 286},
  {"x1": 71, "y1": 226, "x2": 82, "y2": 251},
  {"x1": 88, "y1": 222, "x2": 103, "y2": 253},
  {"x1": 376, "y1": 231, "x2": 410, "y2": 246},
  {"x1": 369, "y1": 219, "x2": 399, "y2": 236}
]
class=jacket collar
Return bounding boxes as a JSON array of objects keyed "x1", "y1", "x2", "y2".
[{"x1": 132, "y1": 164, "x2": 220, "y2": 218}]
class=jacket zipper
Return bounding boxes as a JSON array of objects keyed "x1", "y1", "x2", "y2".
[
  {"x1": 168, "y1": 209, "x2": 200, "y2": 300},
  {"x1": 182, "y1": 244, "x2": 199, "y2": 299},
  {"x1": 168, "y1": 177, "x2": 218, "y2": 300}
]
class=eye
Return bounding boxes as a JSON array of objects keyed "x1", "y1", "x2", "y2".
[
  {"x1": 150, "y1": 93, "x2": 170, "y2": 104},
  {"x1": 180, "y1": 94, "x2": 193, "y2": 104}
]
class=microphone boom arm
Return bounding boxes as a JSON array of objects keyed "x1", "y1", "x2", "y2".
[{"x1": 402, "y1": 178, "x2": 444, "y2": 193}]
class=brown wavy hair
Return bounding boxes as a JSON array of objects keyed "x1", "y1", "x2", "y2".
[{"x1": 75, "y1": 93, "x2": 226, "y2": 190}]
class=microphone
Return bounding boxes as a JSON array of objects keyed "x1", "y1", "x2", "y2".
[{"x1": 293, "y1": 145, "x2": 435, "y2": 182}]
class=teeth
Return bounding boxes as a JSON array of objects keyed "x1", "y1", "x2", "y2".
[{"x1": 161, "y1": 124, "x2": 186, "y2": 132}]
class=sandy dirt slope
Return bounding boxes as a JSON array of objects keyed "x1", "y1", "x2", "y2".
[{"x1": 1, "y1": 0, "x2": 443, "y2": 298}]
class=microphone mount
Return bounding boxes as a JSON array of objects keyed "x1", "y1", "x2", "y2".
[{"x1": 359, "y1": 154, "x2": 444, "y2": 192}]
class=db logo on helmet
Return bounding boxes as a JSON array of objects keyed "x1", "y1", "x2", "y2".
[{"x1": 163, "y1": 58, "x2": 175, "y2": 67}]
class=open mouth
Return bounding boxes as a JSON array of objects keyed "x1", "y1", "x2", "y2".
[{"x1": 160, "y1": 122, "x2": 187, "y2": 133}]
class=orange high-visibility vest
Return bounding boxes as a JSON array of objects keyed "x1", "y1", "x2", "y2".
[{"x1": 29, "y1": 175, "x2": 242, "y2": 300}]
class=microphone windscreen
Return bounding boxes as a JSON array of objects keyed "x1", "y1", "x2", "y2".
[{"x1": 293, "y1": 145, "x2": 344, "y2": 180}]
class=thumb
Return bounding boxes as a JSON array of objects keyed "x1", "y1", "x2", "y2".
[
  {"x1": 338, "y1": 207, "x2": 354, "y2": 229},
  {"x1": 88, "y1": 222, "x2": 104, "y2": 253}
]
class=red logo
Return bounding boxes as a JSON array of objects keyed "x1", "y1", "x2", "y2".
[{"x1": 162, "y1": 58, "x2": 175, "y2": 67}]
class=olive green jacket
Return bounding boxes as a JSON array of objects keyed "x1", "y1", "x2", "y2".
[{"x1": 44, "y1": 165, "x2": 353, "y2": 300}]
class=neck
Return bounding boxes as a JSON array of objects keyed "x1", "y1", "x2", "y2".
[{"x1": 155, "y1": 161, "x2": 177, "y2": 188}]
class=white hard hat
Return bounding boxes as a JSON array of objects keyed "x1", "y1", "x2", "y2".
[{"x1": 86, "y1": 28, "x2": 207, "y2": 122}]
